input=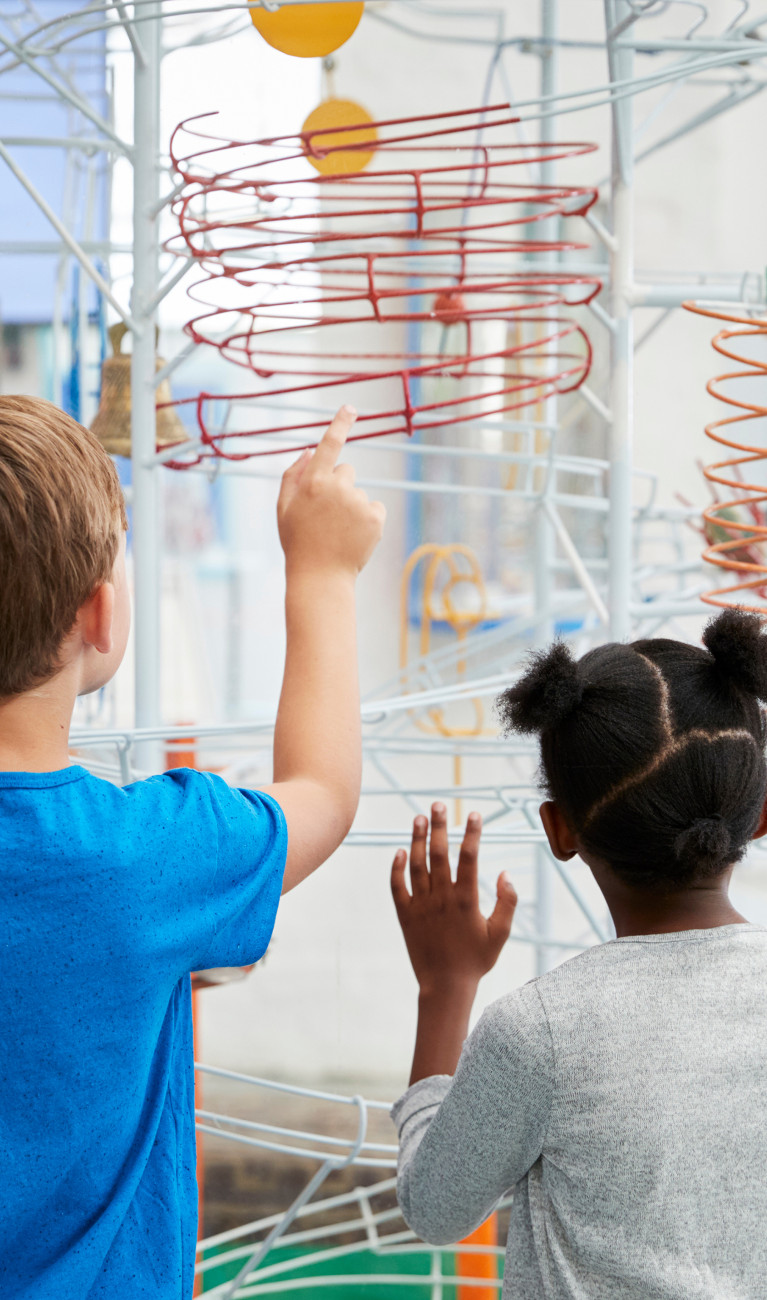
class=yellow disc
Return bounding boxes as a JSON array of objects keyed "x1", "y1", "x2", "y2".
[
  {"x1": 249, "y1": 3, "x2": 364, "y2": 58},
  {"x1": 302, "y1": 97, "x2": 377, "y2": 175}
]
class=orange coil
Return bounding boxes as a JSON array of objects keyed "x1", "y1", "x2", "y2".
[
  {"x1": 399, "y1": 543, "x2": 490, "y2": 740},
  {"x1": 684, "y1": 302, "x2": 767, "y2": 612}
]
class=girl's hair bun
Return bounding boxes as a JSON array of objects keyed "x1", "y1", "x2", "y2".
[
  {"x1": 497, "y1": 641, "x2": 583, "y2": 736},
  {"x1": 673, "y1": 816, "x2": 732, "y2": 872},
  {"x1": 702, "y1": 608, "x2": 767, "y2": 701}
]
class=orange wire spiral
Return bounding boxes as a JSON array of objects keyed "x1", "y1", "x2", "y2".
[{"x1": 684, "y1": 301, "x2": 767, "y2": 612}]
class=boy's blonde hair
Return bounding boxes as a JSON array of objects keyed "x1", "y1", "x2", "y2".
[{"x1": 0, "y1": 396, "x2": 128, "y2": 698}]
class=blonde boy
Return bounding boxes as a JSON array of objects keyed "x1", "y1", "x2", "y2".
[{"x1": 0, "y1": 396, "x2": 384, "y2": 1299}]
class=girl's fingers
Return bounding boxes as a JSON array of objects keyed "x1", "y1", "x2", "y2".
[
  {"x1": 390, "y1": 849, "x2": 411, "y2": 915},
  {"x1": 455, "y1": 811, "x2": 482, "y2": 898},
  {"x1": 487, "y1": 872, "x2": 518, "y2": 950},
  {"x1": 409, "y1": 815, "x2": 430, "y2": 898},
  {"x1": 428, "y1": 803, "x2": 451, "y2": 894}
]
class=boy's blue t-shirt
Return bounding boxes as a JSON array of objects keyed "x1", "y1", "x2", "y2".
[{"x1": 0, "y1": 764, "x2": 287, "y2": 1299}]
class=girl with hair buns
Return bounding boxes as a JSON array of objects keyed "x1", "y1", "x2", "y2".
[{"x1": 390, "y1": 608, "x2": 767, "y2": 1300}]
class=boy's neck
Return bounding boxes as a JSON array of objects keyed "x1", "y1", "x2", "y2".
[
  {"x1": 0, "y1": 668, "x2": 77, "y2": 772},
  {"x1": 590, "y1": 861, "x2": 748, "y2": 938}
]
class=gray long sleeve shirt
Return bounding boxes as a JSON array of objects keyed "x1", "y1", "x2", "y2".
[{"x1": 392, "y1": 923, "x2": 767, "y2": 1299}]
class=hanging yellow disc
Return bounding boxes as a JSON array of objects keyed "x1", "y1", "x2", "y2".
[
  {"x1": 301, "y1": 97, "x2": 377, "y2": 174},
  {"x1": 249, "y1": 2, "x2": 364, "y2": 58}
]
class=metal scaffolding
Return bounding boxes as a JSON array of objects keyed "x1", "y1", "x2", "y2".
[
  {"x1": 3, "y1": 1, "x2": 767, "y2": 1291},
  {"x1": 3, "y1": 0, "x2": 766, "y2": 955}
]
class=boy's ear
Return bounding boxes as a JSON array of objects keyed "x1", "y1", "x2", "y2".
[
  {"x1": 79, "y1": 582, "x2": 115, "y2": 656},
  {"x1": 752, "y1": 797, "x2": 767, "y2": 842},
  {"x1": 540, "y1": 801, "x2": 578, "y2": 862}
]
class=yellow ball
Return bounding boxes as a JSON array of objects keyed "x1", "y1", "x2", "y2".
[
  {"x1": 302, "y1": 97, "x2": 377, "y2": 175},
  {"x1": 249, "y1": 2, "x2": 364, "y2": 58}
]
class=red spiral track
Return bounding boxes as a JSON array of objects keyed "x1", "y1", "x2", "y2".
[
  {"x1": 684, "y1": 301, "x2": 767, "y2": 612},
  {"x1": 164, "y1": 105, "x2": 602, "y2": 466}
]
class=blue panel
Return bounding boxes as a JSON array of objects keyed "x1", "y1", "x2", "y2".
[{"x1": 0, "y1": 1, "x2": 109, "y2": 323}]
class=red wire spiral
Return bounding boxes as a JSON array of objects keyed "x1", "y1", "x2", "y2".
[{"x1": 164, "y1": 105, "x2": 602, "y2": 465}]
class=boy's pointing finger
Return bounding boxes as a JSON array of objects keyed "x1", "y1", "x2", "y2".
[{"x1": 310, "y1": 405, "x2": 357, "y2": 474}]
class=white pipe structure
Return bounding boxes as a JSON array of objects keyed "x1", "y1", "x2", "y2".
[
  {"x1": 0, "y1": 139, "x2": 133, "y2": 326},
  {"x1": 533, "y1": 0, "x2": 558, "y2": 651},
  {"x1": 130, "y1": 1, "x2": 163, "y2": 768},
  {"x1": 534, "y1": 0, "x2": 560, "y2": 975},
  {"x1": 605, "y1": 0, "x2": 635, "y2": 643}
]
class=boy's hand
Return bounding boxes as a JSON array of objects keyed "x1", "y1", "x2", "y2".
[
  {"x1": 277, "y1": 406, "x2": 386, "y2": 578},
  {"x1": 391, "y1": 803, "x2": 517, "y2": 998}
]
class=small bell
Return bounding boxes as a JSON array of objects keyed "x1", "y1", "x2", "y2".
[{"x1": 90, "y1": 322, "x2": 187, "y2": 458}]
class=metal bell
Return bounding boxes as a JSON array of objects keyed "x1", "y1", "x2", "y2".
[{"x1": 90, "y1": 322, "x2": 187, "y2": 458}]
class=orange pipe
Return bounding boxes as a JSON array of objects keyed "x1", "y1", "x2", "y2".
[
  {"x1": 192, "y1": 986, "x2": 204, "y2": 1296},
  {"x1": 165, "y1": 729, "x2": 198, "y2": 772},
  {"x1": 163, "y1": 733, "x2": 205, "y2": 1292},
  {"x1": 457, "y1": 1214, "x2": 499, "y2": 1299}
]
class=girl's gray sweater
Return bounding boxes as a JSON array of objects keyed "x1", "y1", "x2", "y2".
[{"x1": 392, "y1": 923, "x2": 767, "y2": 1299}]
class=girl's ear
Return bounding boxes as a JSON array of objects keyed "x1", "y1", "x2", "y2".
[
  {"x1": 540, "y1": 801, "x2": 578, "y2": 861},
  {"x1": 751, "y1": 797, "x2": 767, "y2": 842}
]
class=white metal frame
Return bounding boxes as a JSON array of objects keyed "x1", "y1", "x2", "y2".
[
  {"x1": 2, "y1": 0, "x2": 760, "y2": 938},
  {"x1": 3, "y1": 2, "x2": 767, "y2": 1292}
]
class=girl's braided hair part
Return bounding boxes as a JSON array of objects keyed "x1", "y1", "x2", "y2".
[{"x1": 497, "y1": 609, "x2": 767, "y2": 889}]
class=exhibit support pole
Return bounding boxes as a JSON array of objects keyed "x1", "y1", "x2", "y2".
[
  {"x1": 535, "y1": 0, "x2": 559, "y2": 976},
  {"x1": 606, "y1": 0, "x2": 635, "y2": 642},
  {"x1": 130, "y1": 1, "x2": 162, "y2": 767}
]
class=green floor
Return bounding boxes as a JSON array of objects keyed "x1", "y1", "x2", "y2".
[{"x1": 199, "y1": 1241, "x2": 500, "y2": 1296}]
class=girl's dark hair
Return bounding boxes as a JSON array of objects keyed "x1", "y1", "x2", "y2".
[{"x1": 497, "y1": 609, "x2": 767, "y2": 889}]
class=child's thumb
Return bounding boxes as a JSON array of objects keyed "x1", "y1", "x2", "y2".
[{"x1": 488, "y1": 872, "x2": 517, "y2": 946}]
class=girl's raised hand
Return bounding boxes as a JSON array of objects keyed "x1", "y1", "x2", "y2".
[{"x1": 391, "y1": 803, "x2": 517, "y2": 997}]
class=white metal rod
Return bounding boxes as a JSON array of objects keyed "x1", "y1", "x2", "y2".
[
  {"x1": 0, "y1": 30, "x2": 130, "y2": 155},
  {"x1": 543, "y1": 499, "x2": 609, "y2": 624},
  {"x1": 0, "y1": 136, "x2": 125, "y2": 152},
  {"x1": 130, "y1": 2, "x2": 162, "y2": 765},
  {"x1": 587, "y1": 298, "x2": 618, "y2": 334},
  {"x1": 584, "y1": 207, "x2": 618, "y2": 252},
  {"x1": 606, "y1": 0, "x2": 635, "y2": 643},
  {"x1": 144, "y1": 255, "x2": 195, "y2": 314},
  {"x1": 218, "y1": 1162, "x2": 337, "y2": 1300},
  {"x1": 634, "y1": 84, "x2": 766, "y2": 168},
  {"x1": 199, "y1": 1178, "x2": 399, "y2": 1255},
  {"x1": 113, "y1": 0, "x2": 147, "y2": 66},
  {"x1": 152, "y1": 336, "x2": 197, "y2": 386},
  {"x1": 629, "y1": 280, "x2": 766, "y2": 308},
  {"x1": 579, "y1": 384, "x2": 614, "y2": 424},
  {"x1": 616, "y1": 37, "x2": 767, "y2": 53},
  {"x1": 0, "y1": 241, "x2": 130, "y2": 254},
  {"x1": 0, "y1": 140, "x2": 134, "y2": 328},
  {"x1": 533, "y1": 0, "x2": 561, "y2": 978}
]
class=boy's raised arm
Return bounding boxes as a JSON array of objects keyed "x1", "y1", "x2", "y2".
[{"x1": 264, "y1": 406, "x2": 385, "y2": 892}]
